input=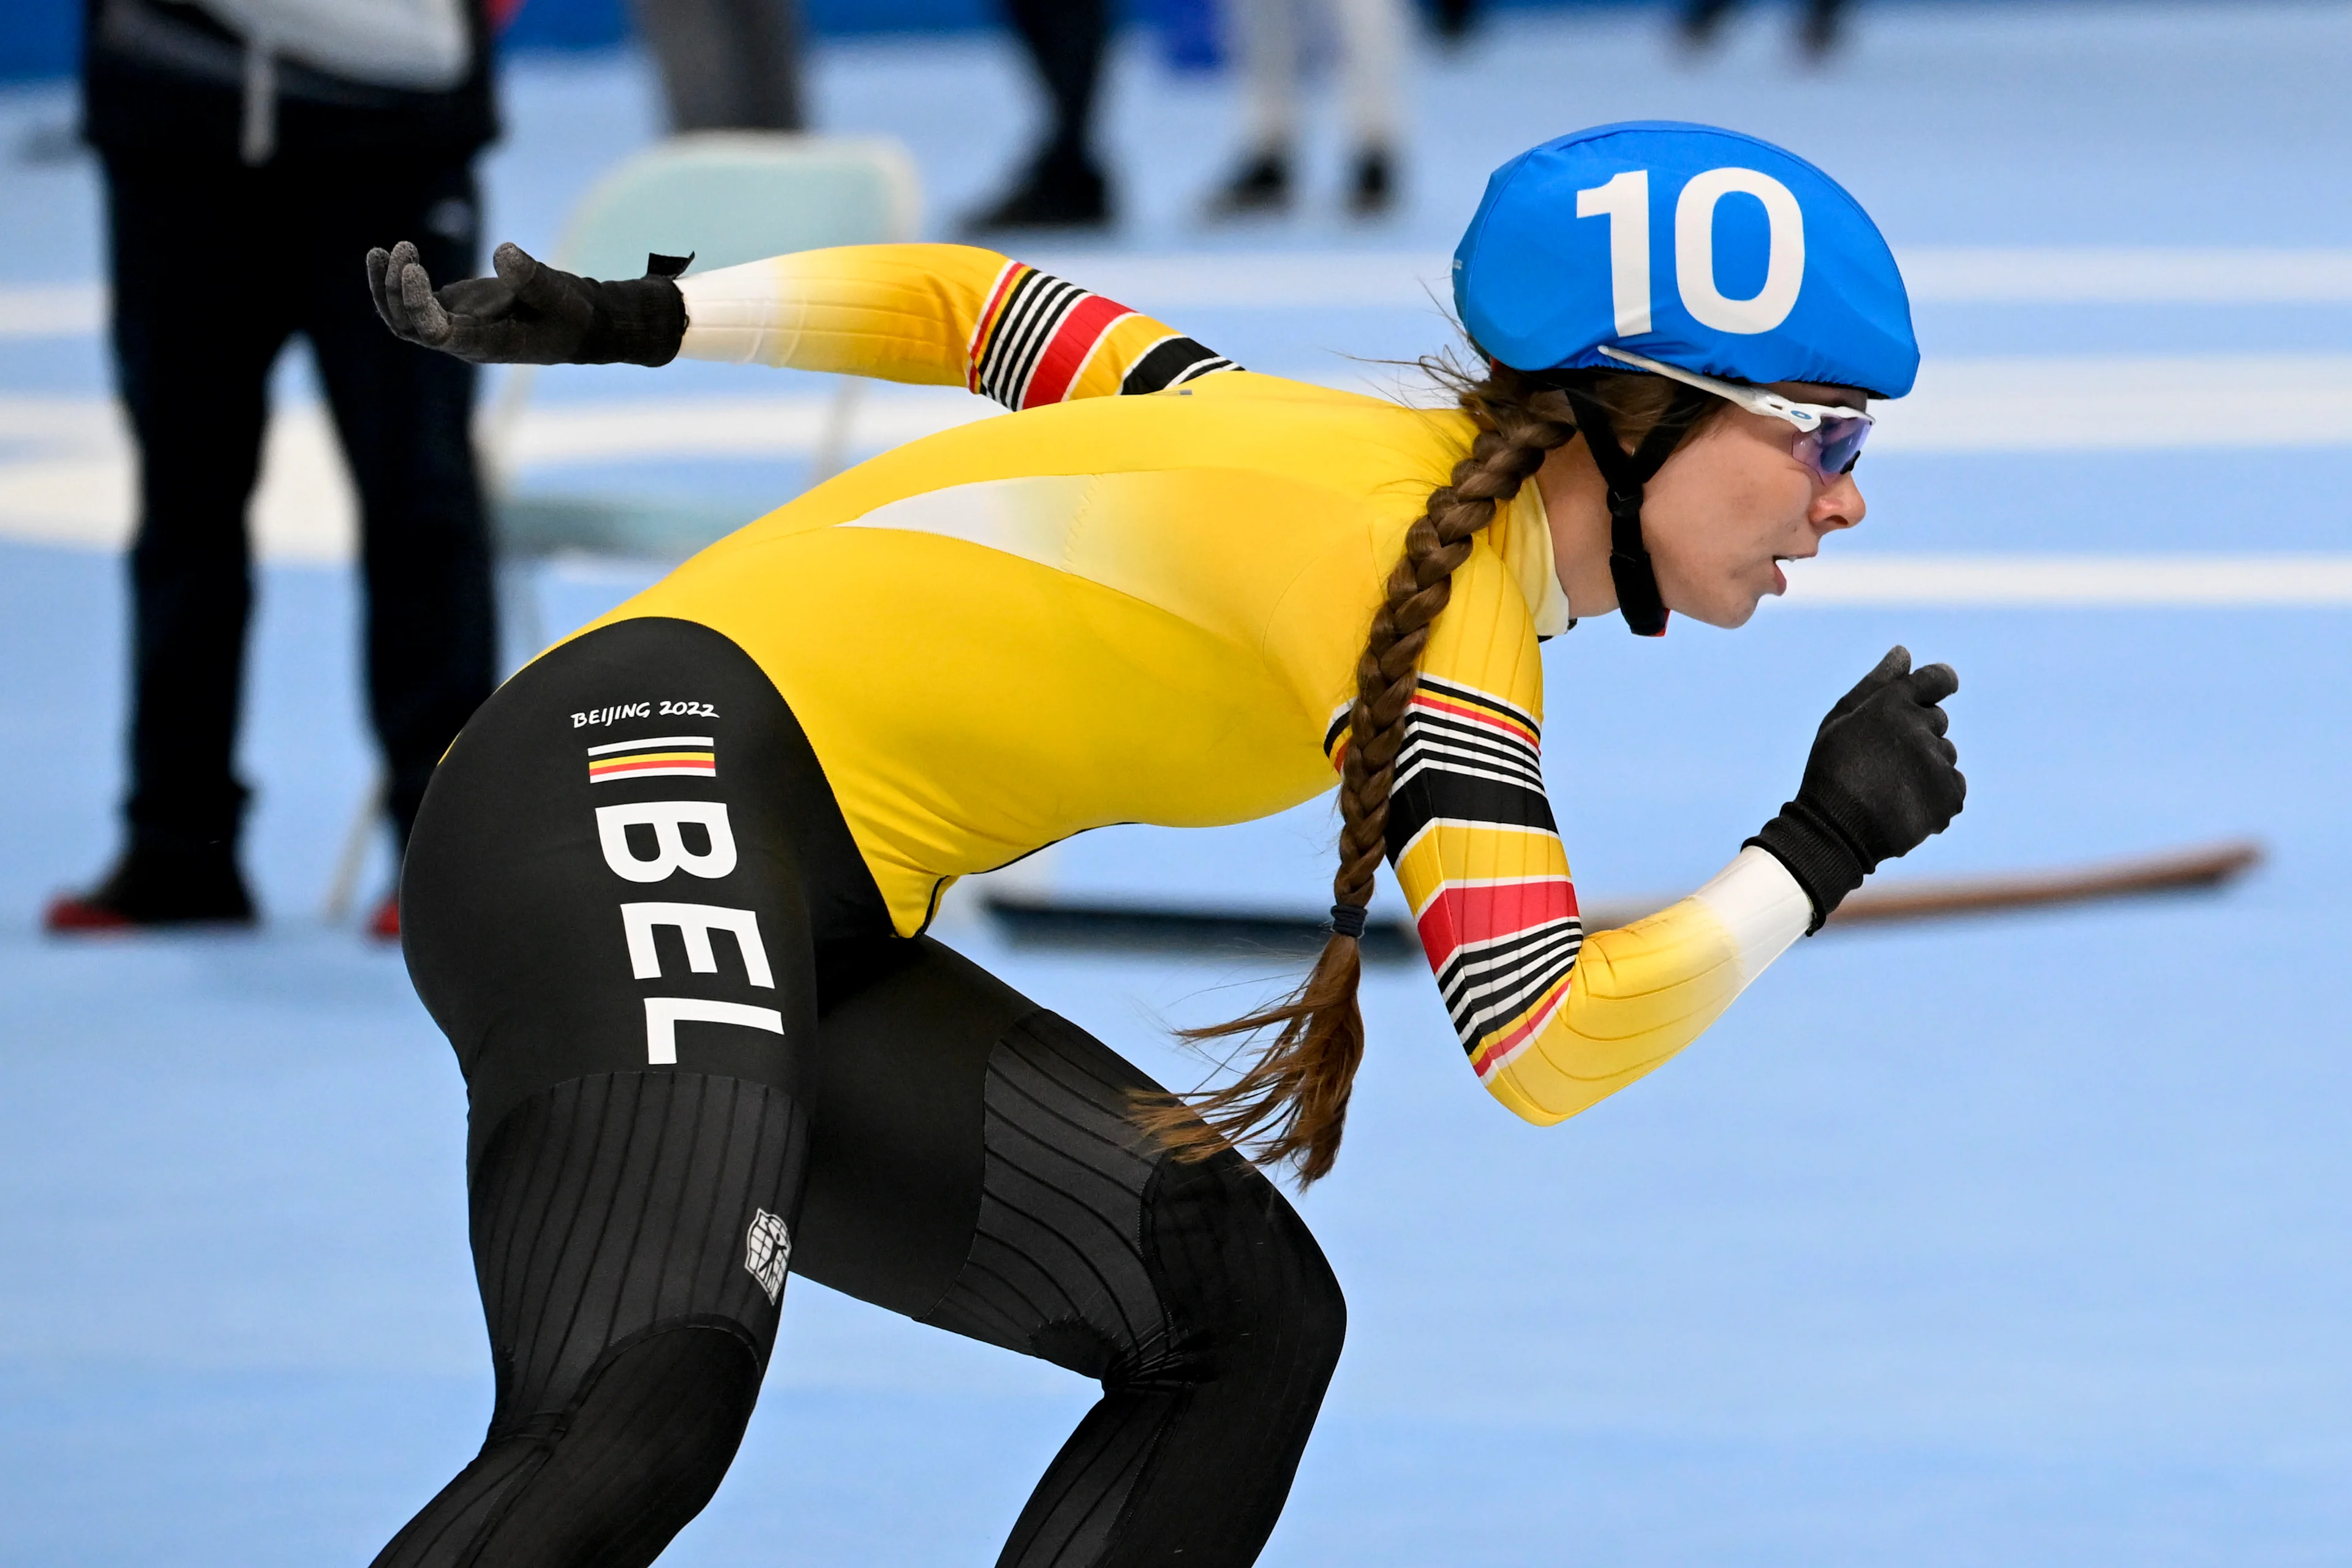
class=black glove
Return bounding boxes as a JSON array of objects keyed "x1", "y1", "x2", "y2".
[
  {"x1": 1747, "y1": 645, "x2": 1966, "y2": 931},
  {"x1": 364, "y1": 239, "x2": 687, "y2": 367}
]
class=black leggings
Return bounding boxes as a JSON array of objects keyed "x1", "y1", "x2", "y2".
[{"x1": 386, "y1": 617, "x2": 1344, "y2": 1568}]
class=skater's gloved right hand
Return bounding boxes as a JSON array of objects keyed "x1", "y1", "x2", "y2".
[
  {"x1": 365, "y1": 240, "x2": 687, "y2": 367},
  {"x1": 1746, "y1": 645, "x2": 1966, "y2": 931}
]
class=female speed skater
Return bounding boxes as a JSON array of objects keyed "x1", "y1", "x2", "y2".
[{"x1": 363, "y1": 120, "x2": 1963, "y2": 1567}]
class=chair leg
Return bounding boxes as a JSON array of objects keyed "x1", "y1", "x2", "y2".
[
  {"x1": 478, "y1": 363, "x2": 538, "y2": 498},
  {"x1": 497, "y1": 554, "x2": 551, "y2": 674},
  {"x1": 322, "y1": 770, "x2": 390, "y2": 922},
  {"x1": 805, "y1": 375, "x2": 864, "y2": 488}
]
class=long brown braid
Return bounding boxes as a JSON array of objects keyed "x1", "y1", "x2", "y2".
[{"x1": 1134, "y1": 361, "x2": 1725, "y2": 1185}]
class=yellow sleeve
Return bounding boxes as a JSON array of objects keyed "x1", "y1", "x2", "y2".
[
  {"x1": 673, "y1": 243, "x2": 1237, "y2": 409},
  {"x1": 1359, "y1": 545, "x2": 1812, "y2": 1127}
]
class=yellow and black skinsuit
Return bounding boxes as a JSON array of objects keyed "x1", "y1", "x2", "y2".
[{"x1": 383, "y1": 245, "x2": 1810, "y2": 1568}]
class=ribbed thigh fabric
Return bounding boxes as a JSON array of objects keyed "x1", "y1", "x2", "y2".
[
  {"x1": 968, "y1": 1018, "x2": 1347, "y2": 1568},
  {"x1": 389, "y1": 617, "x2": 1344, "y2": 1568},
  {"x1": 802, "y1": 938, "x2": 1349, "y2": 1568},
  {"x1": 369, "y1": 1073, "x2": 803, "y2": 1568}
]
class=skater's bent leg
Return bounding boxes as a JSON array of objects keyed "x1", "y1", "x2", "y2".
[
  {"x1": 963, "y1": 1017, "x2": 1344, "y2": 1568},
  {"x1": 371, "y1": 1073, "x2": 802, "y2": 1568},
  {"x1": 384, "y1": 618, "x2": 880, "y2": 1567},
  {"x1": 799, "y1": 939, "x2": 1347, "y2": 1568}
]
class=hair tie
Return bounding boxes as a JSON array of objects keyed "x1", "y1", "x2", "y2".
[{"x1": 1329, "y1": 903, "x2": 1369, "y2": 940}]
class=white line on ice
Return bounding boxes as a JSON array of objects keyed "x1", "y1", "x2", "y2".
[
  {"x1": 1875, "y1": 352, "x2": 2352, "y2": 451},
  {"x1": 6, "y1": 360, "x2": 2352, "y2": 574},
  {"x1": 12, "y1": 247, "x2": 2352, "y2": 337},
  {"x1": 0, "y1": 283, "x2": 105, "y2": 339},
  {"x1": 1008, "y1": 247, "x2": 2352, "y2": 312},
  {"x1": 1896, "y1": 247, "x2": 2352, "y2": 305},
  {"x1": 1783, "y1": 554, "x2": 2352, "y2": 606},
  {"x1": 0, "y1": 390, "x2": 991, "y2": 562}
]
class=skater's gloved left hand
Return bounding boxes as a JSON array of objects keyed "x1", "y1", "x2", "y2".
[{"x1": 365, "y1": 240, "x2": 687, "y2": 367}]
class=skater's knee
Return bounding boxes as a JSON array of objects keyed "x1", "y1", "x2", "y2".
[
  {"x1": 1245, "y1": 1171, "x2": 1349, "y2": 1384},
  {"x1": 472, "y1": 1321, "x2": 763, "y2": 1568},
  {"x1": 371, "y1": 1319, "x2": 764, "y2": 1568},
  {"x1": 1142, "y1": 1152, "x2": 1347, "y2": 1386}
]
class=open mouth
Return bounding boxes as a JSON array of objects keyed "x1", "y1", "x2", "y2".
[{"x1": 1768, "y1": 552, "x2": 1815, "y2": 595}]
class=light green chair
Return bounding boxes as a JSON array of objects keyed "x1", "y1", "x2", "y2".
[{"x1": 484, "y1": 131, "x2": 923, "y2": 567}]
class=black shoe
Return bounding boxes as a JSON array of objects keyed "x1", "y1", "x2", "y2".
[
  {"x1": 1205, "y1": 151, "x2": 1291, "y2": 221},
  {"x1": 1676, "y1": 0, "x2": 1735, "y2": 51},
  {"x1": 1348, "y1": 148, "x2": 1395, "y2": 218},
  {"x1": 962, "y1": 157, "x2": 1111, "y2": 235},
  {"x1": 45, "y1": 848, "x2": 257, "y2": 931},
  {"x1": 1799, "y1": 0, "x2": 1846, "y2": 61}
]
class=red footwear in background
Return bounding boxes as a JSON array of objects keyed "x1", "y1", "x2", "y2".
[
  {"x1": 44, "y1": 851, "x2": 257, "y2": 933},
  {"x1": 43, "y1": 891, "x2": 139, "y2": 931},
  {"x1": 368, "y1": 891, "x2": 401, "y2": 942}
]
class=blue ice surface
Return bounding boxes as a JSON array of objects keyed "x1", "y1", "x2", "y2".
[
  {"x1": 6, "y1": 541, "x2": 2350, "y2": 1567},
  {"x1": 6, "y1": 3, "x2": 2352, "y2": 1563}
]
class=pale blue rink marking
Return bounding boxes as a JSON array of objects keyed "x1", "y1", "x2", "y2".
[{"x1": 4, "y1": 4, "x2": 2352, "y2": 1562}]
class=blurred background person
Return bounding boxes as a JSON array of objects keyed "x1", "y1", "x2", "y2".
[
  {"x1": 963, "y1": 0, "x2": 1111, "y2": 231},
  {"x1": 630, "y1": 0, "x2": 804, "y2": 132},
  {"x1": 1428, "y1": 0, "x2": 1477, "y2": 46},
  {"x1": 48, "y1": 0, "x2": 503, "y2": 936},
  {"x1": 1679, "y1": 0, "x2": 1850, "y2": 62},
  {"x1": 1205, "y1": 0, "x2": 1409, "y2": 221}
]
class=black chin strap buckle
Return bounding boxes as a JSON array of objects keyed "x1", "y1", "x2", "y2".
[{"x1": 1604, "y1": 483, "x2": 1670, "y2": 637}]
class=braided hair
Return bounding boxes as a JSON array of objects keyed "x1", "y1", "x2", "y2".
[{"x1": 1136, "y1": 360, "x2": 1725, "y2": 1185}]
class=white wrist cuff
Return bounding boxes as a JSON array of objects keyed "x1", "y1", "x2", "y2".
[
  {"x1": 1691, "y1": 845, "x2": 1813, "y2": 990},
  {"x1": 676, "y1": 262, "x2": 797, "y2": 364}
]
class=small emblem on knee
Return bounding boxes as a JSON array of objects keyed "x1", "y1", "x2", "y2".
[{"x1": 745, "y1": 1208, "x2": 791, "y2": 1304}]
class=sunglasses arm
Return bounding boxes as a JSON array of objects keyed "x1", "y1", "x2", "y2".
[{"x1": 1595, "y1": 344, "x2": 1872, "y2": 432}]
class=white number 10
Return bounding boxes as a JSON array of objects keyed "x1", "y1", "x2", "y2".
[{"x1": 1578, "y1": 166, "x2": 1806, "y2": 337}]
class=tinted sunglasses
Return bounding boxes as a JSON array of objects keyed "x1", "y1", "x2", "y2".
[{"x1": 1597, "y1": 345, "x2": 1874, "y2": 483}]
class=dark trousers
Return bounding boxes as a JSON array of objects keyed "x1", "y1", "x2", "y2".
[
  {"x1": 104, "y1": 150, "x2": 497, "y2": 863},
  {"x1": 1684, "y1": 0, "x2": 1849, "y2": 42},
  {"x1": 1006, "y1": 0, "x2": 1106, "y2": 175},
  {"x1": 629, "y1": 0, "x2": 804, "y2": 132}
]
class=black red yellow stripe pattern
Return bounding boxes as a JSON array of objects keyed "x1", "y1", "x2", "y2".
[
  {"x1": 1118, "y1": 333, "x2": 1238, "y2": 397},
  {"x1": 967, "y1": 263, "x2": 1130, "y2": 409},
  {"x1": 966, "y1": 262, "x2": 1238, "y2": 410},
  {"x1": 1328, "y1": 677, "x2": 1584, "y2": 1085},
  {"x1": 587, "y1": 735, "x2": 717, "y2": 784}
]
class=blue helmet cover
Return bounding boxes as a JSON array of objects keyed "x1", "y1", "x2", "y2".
[{"x1": 1453, "y1": 121, "x2": 1918, "y2": 399}]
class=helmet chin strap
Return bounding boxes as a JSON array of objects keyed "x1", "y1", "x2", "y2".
[{"x1": 1555, "y1": 385, "x2": 1716, "y2": 638}]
